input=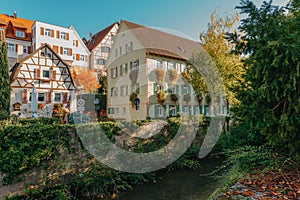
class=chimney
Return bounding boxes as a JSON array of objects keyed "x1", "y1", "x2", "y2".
[
  {"x1": 13, "y1": 11, "x2": 17, "y2": 19},
  {"x1": 89, "y1": 32, "x2": 93, "y2": 41}
]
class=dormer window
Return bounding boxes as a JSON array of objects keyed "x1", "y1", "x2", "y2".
[{"x1": 16, "y1": 30, "x2": 25, "y2": 38}]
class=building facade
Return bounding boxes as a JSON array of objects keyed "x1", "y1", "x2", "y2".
[
  {"x1": 106, "y1": 20, "x2": 217, "y2": 121},
  {"x1": 85, "y1": 22, "x2": 119, "y2": 77},
  {"x1": 10, "y1": 44, "x2": 76, "y2": 116},
  {"x1": 32, "y1": 21, "x2": 90, "y2": 68},
  {"x1": 0, "y1": 12, "x2": 34, "y2": 69}
]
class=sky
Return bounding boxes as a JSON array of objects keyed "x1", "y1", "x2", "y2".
[{"x1": 1, "y1": 0, "x2": 289, "y2": 41}]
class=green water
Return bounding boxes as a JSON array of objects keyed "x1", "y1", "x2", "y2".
[{"x1": 112, "y1": 157, "x2": 224, "y2": 200}]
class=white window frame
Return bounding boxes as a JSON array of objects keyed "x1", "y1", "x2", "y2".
[
  {"x1": 16, "y1": 30, "x2": 25, "y2": 38},
  {"x1": 157, "y1": 60, "x2": 163, "y2": 68},
  {"x1": 54, "y1": 93, "x2": 62, "y2": 102},
  {"x1": 121, "y1": 64, "x2": 126, "y2": 76},
  {"x1": 122, "y1": 107, "x2": 126, "y2": 115},
  {"x1": 121, "y1": 85, "x2": 128, "y2": 97},
  {"x1": 60, "y1": 32, "x2": 67, "y2": 40},
  {"x1": 183, "y1": 106, "x2": 188, "y2": 113},
  {"x1": 64, "y1": 48, "x2": 70, "y2": 56},
  {"x1": 112, "y1": 67, "x2": 117, "y2": 78},
  {"x1": 80, "y1": 55, "x2": 85, "y2": 61},
  {"x1": 115, "y1": 108, "x2": 120, "y2": 114},
  {"x1": 37, "y1": 92, "x2": 46, "y2": 102},
  {"x1": 170, "y1": 106, "x2": 176, "y2": 116},
  {"x1": 183, "y1": 86, "x2": 189, "y2": 95},
  {"x1": 97, "y1": 59, "x2": 105, "y2": 65},
  {"x1": 157, "y1": 106, "x2": 163, "y2": 117},
  {"x1": 45, "y1": 28, "x2": 51, "y2": 37},
  {"x1": 8, "y1": 43, "x2": 15, "y2": 52},
  {"x1": 111, "y1": 87, "x2": 118, "y2": 98}
]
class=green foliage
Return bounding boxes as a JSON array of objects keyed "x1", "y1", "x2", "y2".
[
  {"x1": 0, "y1": 41, "x2": 10, "y2": 119},
  {"x1": 227, "y1": 0, "x2": 300, "y2": 154},
  {"x1": 188, "y1": 11, "x2": 245, "y2": 107},
  {"x1": 0, "y1": 120, "x2": 74, "y2": 185}
]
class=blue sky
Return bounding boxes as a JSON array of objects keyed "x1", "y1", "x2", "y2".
[{"x1": 1, "y1": 0, "x2": 288, "y2": 41}]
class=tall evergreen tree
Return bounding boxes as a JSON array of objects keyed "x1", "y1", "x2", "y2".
[
  {"x1": 0, "y1": 40, "x2": 10, "y2": 119},
  {"x1": 227, "y1": 0, "x2": 300, "y2": 153}
]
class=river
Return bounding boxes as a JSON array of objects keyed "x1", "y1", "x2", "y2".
[{"x1": 109, "y1": 156, "x2": 224, "y2": 200}]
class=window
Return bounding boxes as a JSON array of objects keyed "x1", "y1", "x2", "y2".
[
  {"x1": 130, "y1": 42, "x2": 133, "y2": 51},
  {"x1": 169, "y1": 86, "x2": 176, "y2": 94},
  {"x1": 121, "y1": 64, "x2": 127, "y2": 76},
  {"x1": 101, "y1": 46, "x2": 111, "y2": 53},
  {"x1": 16, "y1": 30, "x2": 25, "y2": 38},
  {"x1": 54, "y1": 93, "x2": 62, "y2": 102},
  {"x1": 170, "y1": 106, "x2": 176, "y2": 116},
  {"x1": 125, "y1": 42, "x2": 133, "y2": 53},
  {"x1": 175, "y1": 63, "x2": 181, "y2": 71},
  {"x1": 111, "y1": 67, "x2": 117, "y2": 78},
  {"x1": 181, "y1": 64, "x2": 186, "y2": 73},
  {"x1": 111, "y1": 87, "x2": 118, "y2": 97},
  {"x1": 23, "y1": 45, "x2": 27, "y2": 54},
  {"x1": 108, "y1": 108, "x2": 115, "y2": 114},
  {"x1": 60, "y1": 32, "x2": 67, "y2": 40},
  {"x1": 168, "y1": 62, "x2": 174, "y2": 70},
  {"x1": 97, "y1": 59, "x2": 105, "y2": 65},
  {"x1": 122, "y1": 107, "x2": 126, "y2": 115},
  {"x1": 80, "y1": 55, "x2": 85, "y2": 61},
  {"x1": 157, "y1": 106, "x2": 163, "y2": 117},
  {"x1": 38, "y1": 93, "x2": 45, "y2": 102},
  {"x1": 73, "y1": 54, "x2": 75, "y2": 60},
  {"x1": 133, "y1": 59, "x2": 139, "y2": 70},
  {"x1": 64, "y1": 48, "x2": 71, "y2": 56},
  {"x1": 73, "y1": 40, "x2": 76, "y2": 46},
  {"x1": 0, "y1": 27, "x2": 4, "y2": 31},
  {"x1": 42, "y1": 70, "x2": 50, "y2": 78},
  {"x1": 119, "y1": 47, "x2": 122, "y2": 55},
  {"x1": 45, "y1": 28, "x2": 51, "y2": 36},
  {"x1": 121, "y1": 85, "x2": 128, "y2": 96},
  {"x1": 183, "y1": 106, "x2": 188, "y2": 113},
  {"x1": 115, "y1": 48, "x2": 118, "y2": 57},
  {"x1": 183, "y1": 86, "x2": 189, "y2": 95},
  {"x1": 157, "y1": 60, "x2": 163, "y2": 68},
  {"x1": 8, "y1": 43, "x2": 15, "y2": 52},
  {"x1": 194, "y1": 106, "x2": 200, "y2": 115},
  {"x1": 115, "y1": 108, "x2": 120, "y2": 114}
]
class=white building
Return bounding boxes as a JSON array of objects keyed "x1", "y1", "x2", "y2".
[
  {"x1": 0, "y1": 12, "x2": 34, "y2": 69},
  {"x1": 85, "y1": 22, "x2": 119, "y2": 77},
  {"x1": 32, "y1": 21, "x2": 90, "y2": 68}
]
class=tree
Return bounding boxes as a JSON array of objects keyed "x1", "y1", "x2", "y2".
[
  {"x1": 0, "y1": 41, "x2": 10, "y2": 119},
  {"x1": 187, "y1": 11, "x2": 245, "y2": 107},
  {"x1": 227, "y1": 0, "x2": 300, "y2": 153},
  {"x1": 72, "y1": 67, "x2": 98, "y2": 93}
]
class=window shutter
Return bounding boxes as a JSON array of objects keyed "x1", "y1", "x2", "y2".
[
  {"x1": 27, "y1": 46, "x2": 31, "y2": 54},
  {"x1": 52, "y1": 70, "x2": 56, "y2": 80},
  {"x1": 136, "y1": 59, "x2": 139, "y2": 67},
  {"x1": 69, "y1": 48, "x2": 73, "y2": 56},
  {"x1": 181, "y1": 85, "x2": 184, "y2": 94},
  {"x1": 176, "y1": 105, "x2": 180, "y2": 113},
  {"x1": 56, "y1": 31, "x2": 60, "y2": 39},
  {"x1": 46, "y1": 92, "x2": 51, "y2": 104},
  {"x1": 204, "y1": 106, "x2": 207, "y2": 115},
  {"x1": 35, "y1": 68, "x2": 40, "y2": 79},
  {"x1": 40, "y1": 27, "x2": 44, "y2": 35},
  {"x1": 130, "y1": 61, "x2": 133, "y2": 70},
  {"x1": 155, "y1": 105, "x2": 158, "y2": 117},
  {"x1": 60, "y1": 46, "x2": 63, "y2": 54},
  {"x1": 116, "y1": 67, "x2": 118, "y2": 78},
  {"x1": 176, "y1": 85, "x2": 179, "y2": 94},
  {"x1": 84, "y1": 55, "x2": 88, "y2": 61},
  {"x1": 15, "y1": 44, "x2": 18, "y2": 52},
  {"x1": 163, "y1": 105, "x2": 167, "y2": 117},
  {"x1": 125, "y1": 63, "x2": 128, "y2": 73},
  {"x1": 21, "y1": 89, "x2": 28, "y2": 103},
  {"x1": 66, "y1": 33, "x2": 69, "y2": 40},
  {"x1": 111, "y1": 68, "x2": 113, "y2": 78},
  {"x1": 51, "y1": 29, "x2": 54, "y2": 37},
  {"x1": 62, "y1": 93, "x2": 68, "y2": 104},
  {"x1": 200, "y1": 105, "x2": 203, "y2": 115},
  {"x1": 76, "y1": 40, "x2": 78, "y2": 47},
  {"x1": 76, "y1": 54, "x2": 80, "y2": 61},
  {"x1": 53, "y1": 45, "x2": 58, "y2": 54}
]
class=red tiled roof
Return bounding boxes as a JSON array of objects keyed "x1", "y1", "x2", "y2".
[
  {"x1": 0, "y1": 13, "x2": 34, "y2": 41},
  {"x1": 85, "y1": 22, "x2": 118, "y2": 51}
]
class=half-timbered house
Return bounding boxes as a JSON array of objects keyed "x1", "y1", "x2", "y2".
[{"x1": 10, "y1": 43, "x2": 76, "y2": 116}]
